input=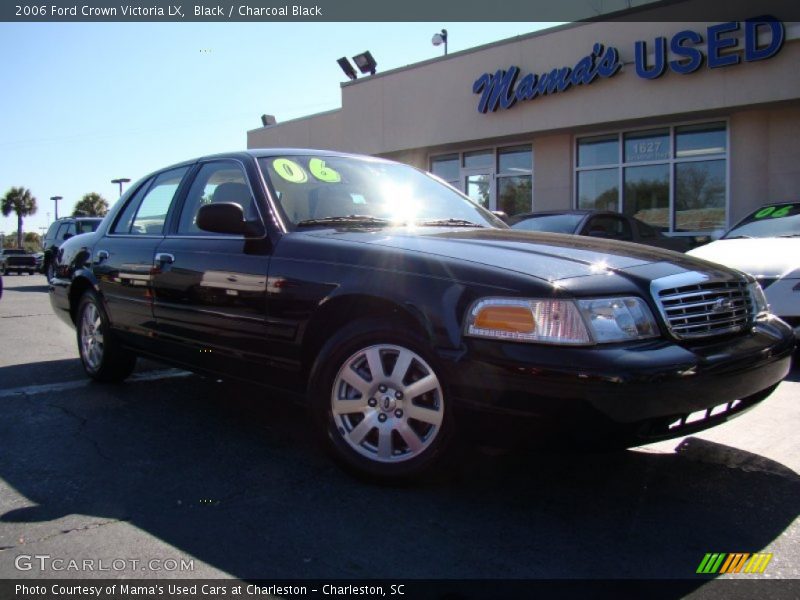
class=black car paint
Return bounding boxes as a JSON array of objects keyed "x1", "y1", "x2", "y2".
[{"x1": 50, "y1": 151, "x2": 794, "y2": 445}]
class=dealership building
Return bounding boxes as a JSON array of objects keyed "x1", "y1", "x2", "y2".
[{"x1": 247, "y1": 12, "x2": 800, "y2": 238}]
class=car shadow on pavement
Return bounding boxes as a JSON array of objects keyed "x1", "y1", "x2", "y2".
[
  {"x1": 0, "y1": 358, "x2": 174, "y2": 390},
  {"x1": 1, "y1": 283, "x2": 50, "y2": 294},
  {"x1": 0, "y1": 374, "x2": 797, "y2": 586}
]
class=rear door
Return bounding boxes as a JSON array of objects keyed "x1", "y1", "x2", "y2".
[
  {"x1": 93, "y1": 167, "x2": 190, "y2": 346},
  {"x1": 150, "y1": 159, "x2": 273, "y2": 379}
]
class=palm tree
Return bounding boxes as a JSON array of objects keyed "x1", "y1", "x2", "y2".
[
  {"x1": 1, "y1": 187, "x2": 38, "y2": 247},
  {"x1": 73, "y1": 192, "x2": 109, "y2": 217}
]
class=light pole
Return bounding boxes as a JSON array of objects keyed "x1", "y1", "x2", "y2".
[
  {"x1": 111, "y1": 178, "x2": 131, "y2": 197},
  {"x1": 50, "y1": 196, "x2": 63, "y2": 220}
]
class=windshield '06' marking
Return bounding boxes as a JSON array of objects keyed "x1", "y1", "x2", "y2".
[{"x1": 272, "y1": 157, "x2": 341, "y2": 184}]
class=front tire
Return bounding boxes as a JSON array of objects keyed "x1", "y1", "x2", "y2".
[
  {"x1": 76, "y1": 290, "x2": 136, "y2": 382},
  {"x1": 310, "y1": 320, "x2": 454, "y2": 482}
]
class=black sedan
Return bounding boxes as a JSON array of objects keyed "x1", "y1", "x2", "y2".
[
  {"x1": 49, "y1": 150, "x2": 794, "y2": 481},
  {"x1": 510, "y1": 210, "x2": 692, "y2": 252}
]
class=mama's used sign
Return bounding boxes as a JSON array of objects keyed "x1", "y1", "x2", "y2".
[{"x1": 473, "y1": 17, "x2": 784, "y2": 114}]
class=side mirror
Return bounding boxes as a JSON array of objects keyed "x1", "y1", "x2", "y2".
[
  {"x1": 62, "y1": 233, "x2": 73, "y2": 240},
  {"x1": 197, "y1": 203, "x2": 246, "y2": 235}
]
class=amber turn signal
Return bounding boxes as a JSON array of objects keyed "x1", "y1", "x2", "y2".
[{"x1": 473, "y1": 305, "x2": 536, "y2": 334}]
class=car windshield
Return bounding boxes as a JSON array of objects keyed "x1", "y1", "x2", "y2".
[
  {"x1": 258, "y1": 155, "x2": 504, "y2": 228},
  {"x1": 510, "y1": 213, "x2": 584, "y2": 233},
  {"x1": 723, "y1": 203, "x2": 800, "y2": 239}
]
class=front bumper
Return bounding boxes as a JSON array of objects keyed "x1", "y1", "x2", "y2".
[{"x1": 446, "y1": 317, "x2": 794, "y2": 444}]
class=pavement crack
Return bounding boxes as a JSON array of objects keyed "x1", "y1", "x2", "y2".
[
  {"x1": 47, "y1": 403, "x2": 88, "y2": 429},
  {"x1": 47, "y1": 403, "x2": 112, "y2": 461},
  {"x1": 15, "y1": 519, "x2": 129, "y2": 547}
]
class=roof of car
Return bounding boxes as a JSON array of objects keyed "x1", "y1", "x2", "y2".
[
  {"x1": 160, "y1": 149, "x2": 391, "y2": 171},
  {"x1": 512, "y1": 210, "x2": 618, "y2": 219}
]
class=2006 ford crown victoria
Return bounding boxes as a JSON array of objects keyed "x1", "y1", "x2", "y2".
[{"x1": 50, "y1": 150, "x2": 794, "y2": 480}]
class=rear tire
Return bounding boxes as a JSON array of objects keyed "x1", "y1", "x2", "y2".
[
  {"x1": 309, "y1": 319, "x2": 454, "y2": 482},
  {"x1": 76, "y1": 290, "x2": 137, "y2": 382}
]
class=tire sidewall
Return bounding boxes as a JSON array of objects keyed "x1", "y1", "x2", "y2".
[{"x1": 309, "y1": 319, "x2": 454, "y2": 481}]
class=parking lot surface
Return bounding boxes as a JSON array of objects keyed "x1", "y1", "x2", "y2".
[{"x1": 0, "y1": 274, "x2": 798, "y2": 583}]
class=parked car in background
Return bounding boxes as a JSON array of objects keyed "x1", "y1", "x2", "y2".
[
  {"x1": 0, "y1": 248, "x2": 37, "y2": 275},
  {"x1": 689, "y1": 202, "x2": 800, "y2": 340},
  {"x1": 33, "y1": 252, "x2": 44, "y2": 271},
  {"x1": 50, "y1": 150, "x2": 794, "y2": 481},
  {"x1": 41, "y1": 216, "x2": 103, "y2": 280},
  {"x1": 510, "y1": 210, "x2": 692, "y2": 252}
]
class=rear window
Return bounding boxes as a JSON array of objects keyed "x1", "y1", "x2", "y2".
[
  {"x1": 511, "y1": 214, "x2": 583, "y2": 233},
  {"x1": 724, "y1": 203, "x2": 800, "y2": 239},
  {"x1": 76, "y1": 220, "x2": 102, "y2": 234}
]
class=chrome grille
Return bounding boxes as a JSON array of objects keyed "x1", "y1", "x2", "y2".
[{"x1": 656, "y1": 279, "x2": 752, "y2": 340}]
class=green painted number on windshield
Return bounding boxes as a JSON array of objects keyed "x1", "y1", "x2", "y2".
[
  {"x1": 309, "y1": 158, "x2": 341, "y2": 183},
  {"x1": 273, "y1": 158, "x2": 308, "y2": 183},
  {"x1": 755, "y1": 205, "x2": 792, "y2": 219}
]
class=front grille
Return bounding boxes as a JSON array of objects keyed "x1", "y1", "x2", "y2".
[{"x1": 656, "y1": 279, "x2": 752, "y2": 340}]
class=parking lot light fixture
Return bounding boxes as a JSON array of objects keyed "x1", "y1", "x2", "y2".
[
  {"x1": 111, "y1": 178, "x2": 131, "y2": 198},
  {"x1": 50, "y1": 196, "x2": 63, "y2": 220},
  {"x1": 352, "y1": 51, "x2": 377, "y2": 75}
]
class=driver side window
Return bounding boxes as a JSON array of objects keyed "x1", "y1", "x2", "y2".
[{"x1": 177, "y1": 162, "x2": 255, "y2": 236}]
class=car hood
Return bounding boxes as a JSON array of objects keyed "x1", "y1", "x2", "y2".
[
  {"x1": 688, "y1": 238, "x2": 800, "y2": 278},
  {"x1": 304, "y1": 227, "x2": 717, "y2": 282}
]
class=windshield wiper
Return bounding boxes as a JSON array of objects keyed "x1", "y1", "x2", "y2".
[
  {"x1": 295, "y1": 215, "x2": 392, "y2": 228},
  {"x1": 416, "y1": 218, "x2": 485, "y2": 228},
  {"x1": 777, "y1": 234, "x2": 800, "y2": 237},
  {"x1": 724, "y1": 235, "x2": 753, "y2": 239}
]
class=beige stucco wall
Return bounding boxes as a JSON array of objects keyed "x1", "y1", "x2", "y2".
[{"x1": 729, "y1": 105, "x2": 800, "y2": 223}]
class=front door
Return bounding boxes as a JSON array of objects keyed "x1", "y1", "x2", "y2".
[{"x1": 150, "y1": 160, "x2": 273, "y2": 381}]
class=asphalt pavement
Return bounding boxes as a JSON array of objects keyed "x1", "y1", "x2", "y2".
[{"x1": 0, "y1": 273, "x2": 798, "y2": 587}]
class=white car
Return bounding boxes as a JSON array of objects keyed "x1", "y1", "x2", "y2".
[{"x1": 688, "y1": 202, "x2": 800, "y2": 340}]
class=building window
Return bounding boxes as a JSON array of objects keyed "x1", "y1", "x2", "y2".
[
  {"x1": 430, "y1": 154, "x2": 459, "y2": 187},
  {"x1": 575, "y1": 121, "x2": 727, "y2": 234},
  {"x1": 430, "y1": 144, "x2": 533, "y2": 217},
  {"x1": 497, "y1": 146, "x2": 532, "y2": 216}
]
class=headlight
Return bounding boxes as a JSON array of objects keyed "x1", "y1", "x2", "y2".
[
  {"x1": 747, "y1": 281, "x2": 769, "y2": 318},
  {"x1": 465, "y1": 296, "x2": 659, "y2": 345},
  {"x1": 576, "y1": 297, "x2": 659, "y2": 343}
]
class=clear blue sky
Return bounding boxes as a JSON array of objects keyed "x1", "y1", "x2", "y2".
[{"x1": 0, "y1": 22, "x2": 558, "y2": 238}]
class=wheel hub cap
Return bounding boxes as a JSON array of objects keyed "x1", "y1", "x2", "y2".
[{"x1": 331, "y1": 344, "x2": 444, "y2": 463}]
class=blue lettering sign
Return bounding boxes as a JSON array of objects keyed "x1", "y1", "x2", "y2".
[
  {"x1": 475, "y1": 17, "x2": 784, "y2": 115},
  {"x1": 633, "y1": 16, "x2": 783, "y2": 78},
  {"x1": 707, "y1": 21, "x2": 740, "y2": 68},
  {"x1": 472, "y1": 43, "x2": 621, "y2": 113},
  {"x1": 744, "y1": 16, "x2": 784, "y2": 62},
  {"x1": 634, "y1": 37, "x2": 667, "y2": 79},
  {"x1": 669, "y1": 30, "x2": 704, "y2": 74}
]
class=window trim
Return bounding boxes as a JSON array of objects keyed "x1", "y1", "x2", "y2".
[
  {"x1": 107, "y1": 166, "x2": 191, "y2": 238},
  {"x1": 573, "y1": 118, "x2": 730, "y2": 236},
  {"x1": 166, "y1": 157, "x2": 268, "y2": 240}
]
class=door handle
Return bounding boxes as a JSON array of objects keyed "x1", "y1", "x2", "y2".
[
  {"x1": 96, "y1": 249, "x2": 109, "y2": 262},
  {"x1": 155, "y1": 253, "x2": 175, "y2": 265}
]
